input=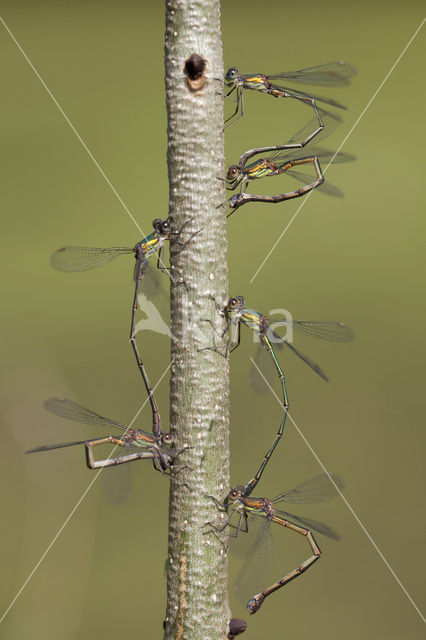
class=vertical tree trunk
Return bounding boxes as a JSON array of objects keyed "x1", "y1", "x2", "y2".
[{"x1": 163, "y1": 2, "x2": 230, "y2": 640}]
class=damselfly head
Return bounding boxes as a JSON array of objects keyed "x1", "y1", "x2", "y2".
[
  {"x1": 228, "y1": 194, "x2": 242, "y2": 209},
  {"x1": 152, "y1": 218, "x2": 171, "y2": 236},
  {"x1": 226, "y1": 165, "x2": 240, "y2": 181},
  {"x1": 161, "y1": 432, "x2": 173, "y2": 445},
  {"x1": 227, "y1": 296, "x2": 244, "y2": 311},
  {"x1": 152, "y1": 218, "x2": 164, "y2": 230},
  {"x1": 228, "y1": 486, "x2": 243, "y2": 501},
  {"x1": 225, "y1": 67, "x2": 239, "y2": 83},
  {"x1": 247, "y1": 594, "x2": 264, "y2": 615}
]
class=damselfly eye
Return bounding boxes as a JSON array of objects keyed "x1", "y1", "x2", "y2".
[
  {"x1": 226, "y1": 67, "x2": 238, "y2": 79},
  {"x1": 228, "y1": 488, "x2": 239, "y2": 500},
  {"x1": 162, "y1": 433, "x2": 173, "y2": 444},
  {"x1": 161, "y1": 220, "x2": 170, "y2": 232},
  {"x1": 152, "y1": 218, "x2": 162, "y2": 229},
  {"x1": 228, "y1": 297, "x2": 238, "y2": 308}
]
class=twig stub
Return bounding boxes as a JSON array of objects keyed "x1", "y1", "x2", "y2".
[{"x1": 228, "y1": 618, "x2": 247, "y2": 639}]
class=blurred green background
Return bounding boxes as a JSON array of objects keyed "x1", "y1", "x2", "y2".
[{"x1": 1, "y1": 1, "x2": 425, "y2": 638}]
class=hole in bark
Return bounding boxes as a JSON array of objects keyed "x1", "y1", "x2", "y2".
[{"x1": 184, "y1": 53, "x2": 207, "y2": 91}]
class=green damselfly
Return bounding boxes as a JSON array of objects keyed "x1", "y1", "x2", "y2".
[
  {"x1": 25, "y1": 397, "x2": 186, "y2": 472},
  {"x1": 226, "y1": 108, "x2": 352, "y2": 191},
  {"x1": 50, "y1": 219, "x2": 196, "y2": 441},
  {"x1": 223, "y1": 61, "x2": 357, "y2": 132},
  {"x1": 226, "y1": 155, "x2": 325, "y2": 211},
  {"x1": 222, "y1": 113, "x2": 355, "y2": 212},
  {"x1": 206, "y1": 473, "x2": 343, "y2": 614},
  {"x1": 225, "y1": 145, "x2": 355, "y2": 212},
  {"x1": 224, "y1": 295, "x2": 353, "y2": 383},
  {"x1": 205, "y1": 296, "x2": 353, "y2": 494}
]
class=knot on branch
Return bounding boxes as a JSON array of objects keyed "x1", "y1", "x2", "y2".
[{"x1": 228, "y1": 618, "x2": 248, "y2": 639}]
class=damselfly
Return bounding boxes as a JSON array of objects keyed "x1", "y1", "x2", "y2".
[
  {"x1": 50, "y1": 219, "x2": 195, "y2": 440},
  {"x1": 224, "y1": 61, "x2": 357, "y2": 133},
  {"x1": 226, "y1": 145, "x2": 355, "y2": 212},
  {"x1": 205, "y1": 296, "x2": 353, "y2": 494},
  {"x1": 227, "y1": 105, "x2": 353, "y2": 184},
  {"x1": 224, "y1": 296, "x2": 353, "y2": 382},
  {"x1": 222, "y1": 112, "x2": 355, "y2": 211},
  {"x1": 25, "y1": 397, "x2": 184, "y2": 472},
  {"x1": 206, "y1": 473, "x2": 343, "y2": 613},
  {"x1": 226, "y1": 155, "x2": 325, "y2": 211}
]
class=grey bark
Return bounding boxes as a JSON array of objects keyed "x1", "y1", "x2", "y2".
[{"x1": 163, "y1": 2, "x2": 230, "y2": 640}]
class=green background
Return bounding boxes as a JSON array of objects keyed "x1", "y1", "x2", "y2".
[{"x1": 1, "y1": 1, "x2": 425, "y2": 638}]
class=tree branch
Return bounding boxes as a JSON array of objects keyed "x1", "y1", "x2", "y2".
[{"x1": 163, "y1": 1, "x2": 230, "y2": 639}]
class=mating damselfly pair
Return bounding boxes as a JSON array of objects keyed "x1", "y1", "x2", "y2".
[
  {"x1": 26, "y1": 219, "x2": 198, "y2": 472},
  {"x1": 221, "y1": 61, "x2": 357, "y2": 211}
]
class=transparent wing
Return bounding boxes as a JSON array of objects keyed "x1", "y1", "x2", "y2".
[
  {"x1": 276, "y1": 510, "x2": 341, "y2": 540},
  {"x1": 280, "y1": 340, "x2": 329, "y2": 381},
  {"x1": 233, "y1": 516, "x2": 274, "y2": 604},
  {"x1": 269, "y1": 62, "x2": 357, "y2": 86},
  {"x1": 247, "y1": 112, "x2": 343, "y2": 165},
  {"x1": 273, "y1": 473, "x2": 345, "y2": 504},
  {"x1": 138, "y1": 259, "x2": 173, "y2": 306},
  {"x1": 280, "y1": 321, "x2": 354, "y2": 342},
  {"x1": 250, "y1": 335, "x2": 328, "y2": 384},
  {"x1": 298, "y1": 147, "x2": 356, "y2": 164},
  {"x1": 268, "y1": 83, "x2": 346, "y2": 110},
  {"x1": 102, "y1": 464, "x2": 132, "y2": 506},
  {"x1": 248, "y1": 344, "x2": 277, "y2": 395},
  {"x1": 27, "y1": 435, "x2": 160, "y2": 458},
  {"x1": 138, "y1": 260, "x2": 163, "y2": 301},
  {"x1": 44, "y1": 398, "x2": 126, "y2": 431},
  {"x1": 285, "y1": 170, "x2": 344, "y2": 197},
  {"x1": 270, "y1": 321, "x2": 354, "y2": 343},
  {"x1": 134, "y1": 262, "x2": 171, "y2": 339},
  {"x1": 287, "y1": 110, "x2": 341, "y2": 146},
  {"x1": 269, "y1": 146, "x2": 356, "y2": 164},
  {"x1": 26, "y1": 439, "x2": 88, "y2": 453},
  {"x1": 50, "y1": 246, "x2": 133, "y2": 272}
]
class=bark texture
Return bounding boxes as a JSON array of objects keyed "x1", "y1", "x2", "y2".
[{"x1": 164, "y1": 2, "x2": 230, "y2": 640}]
